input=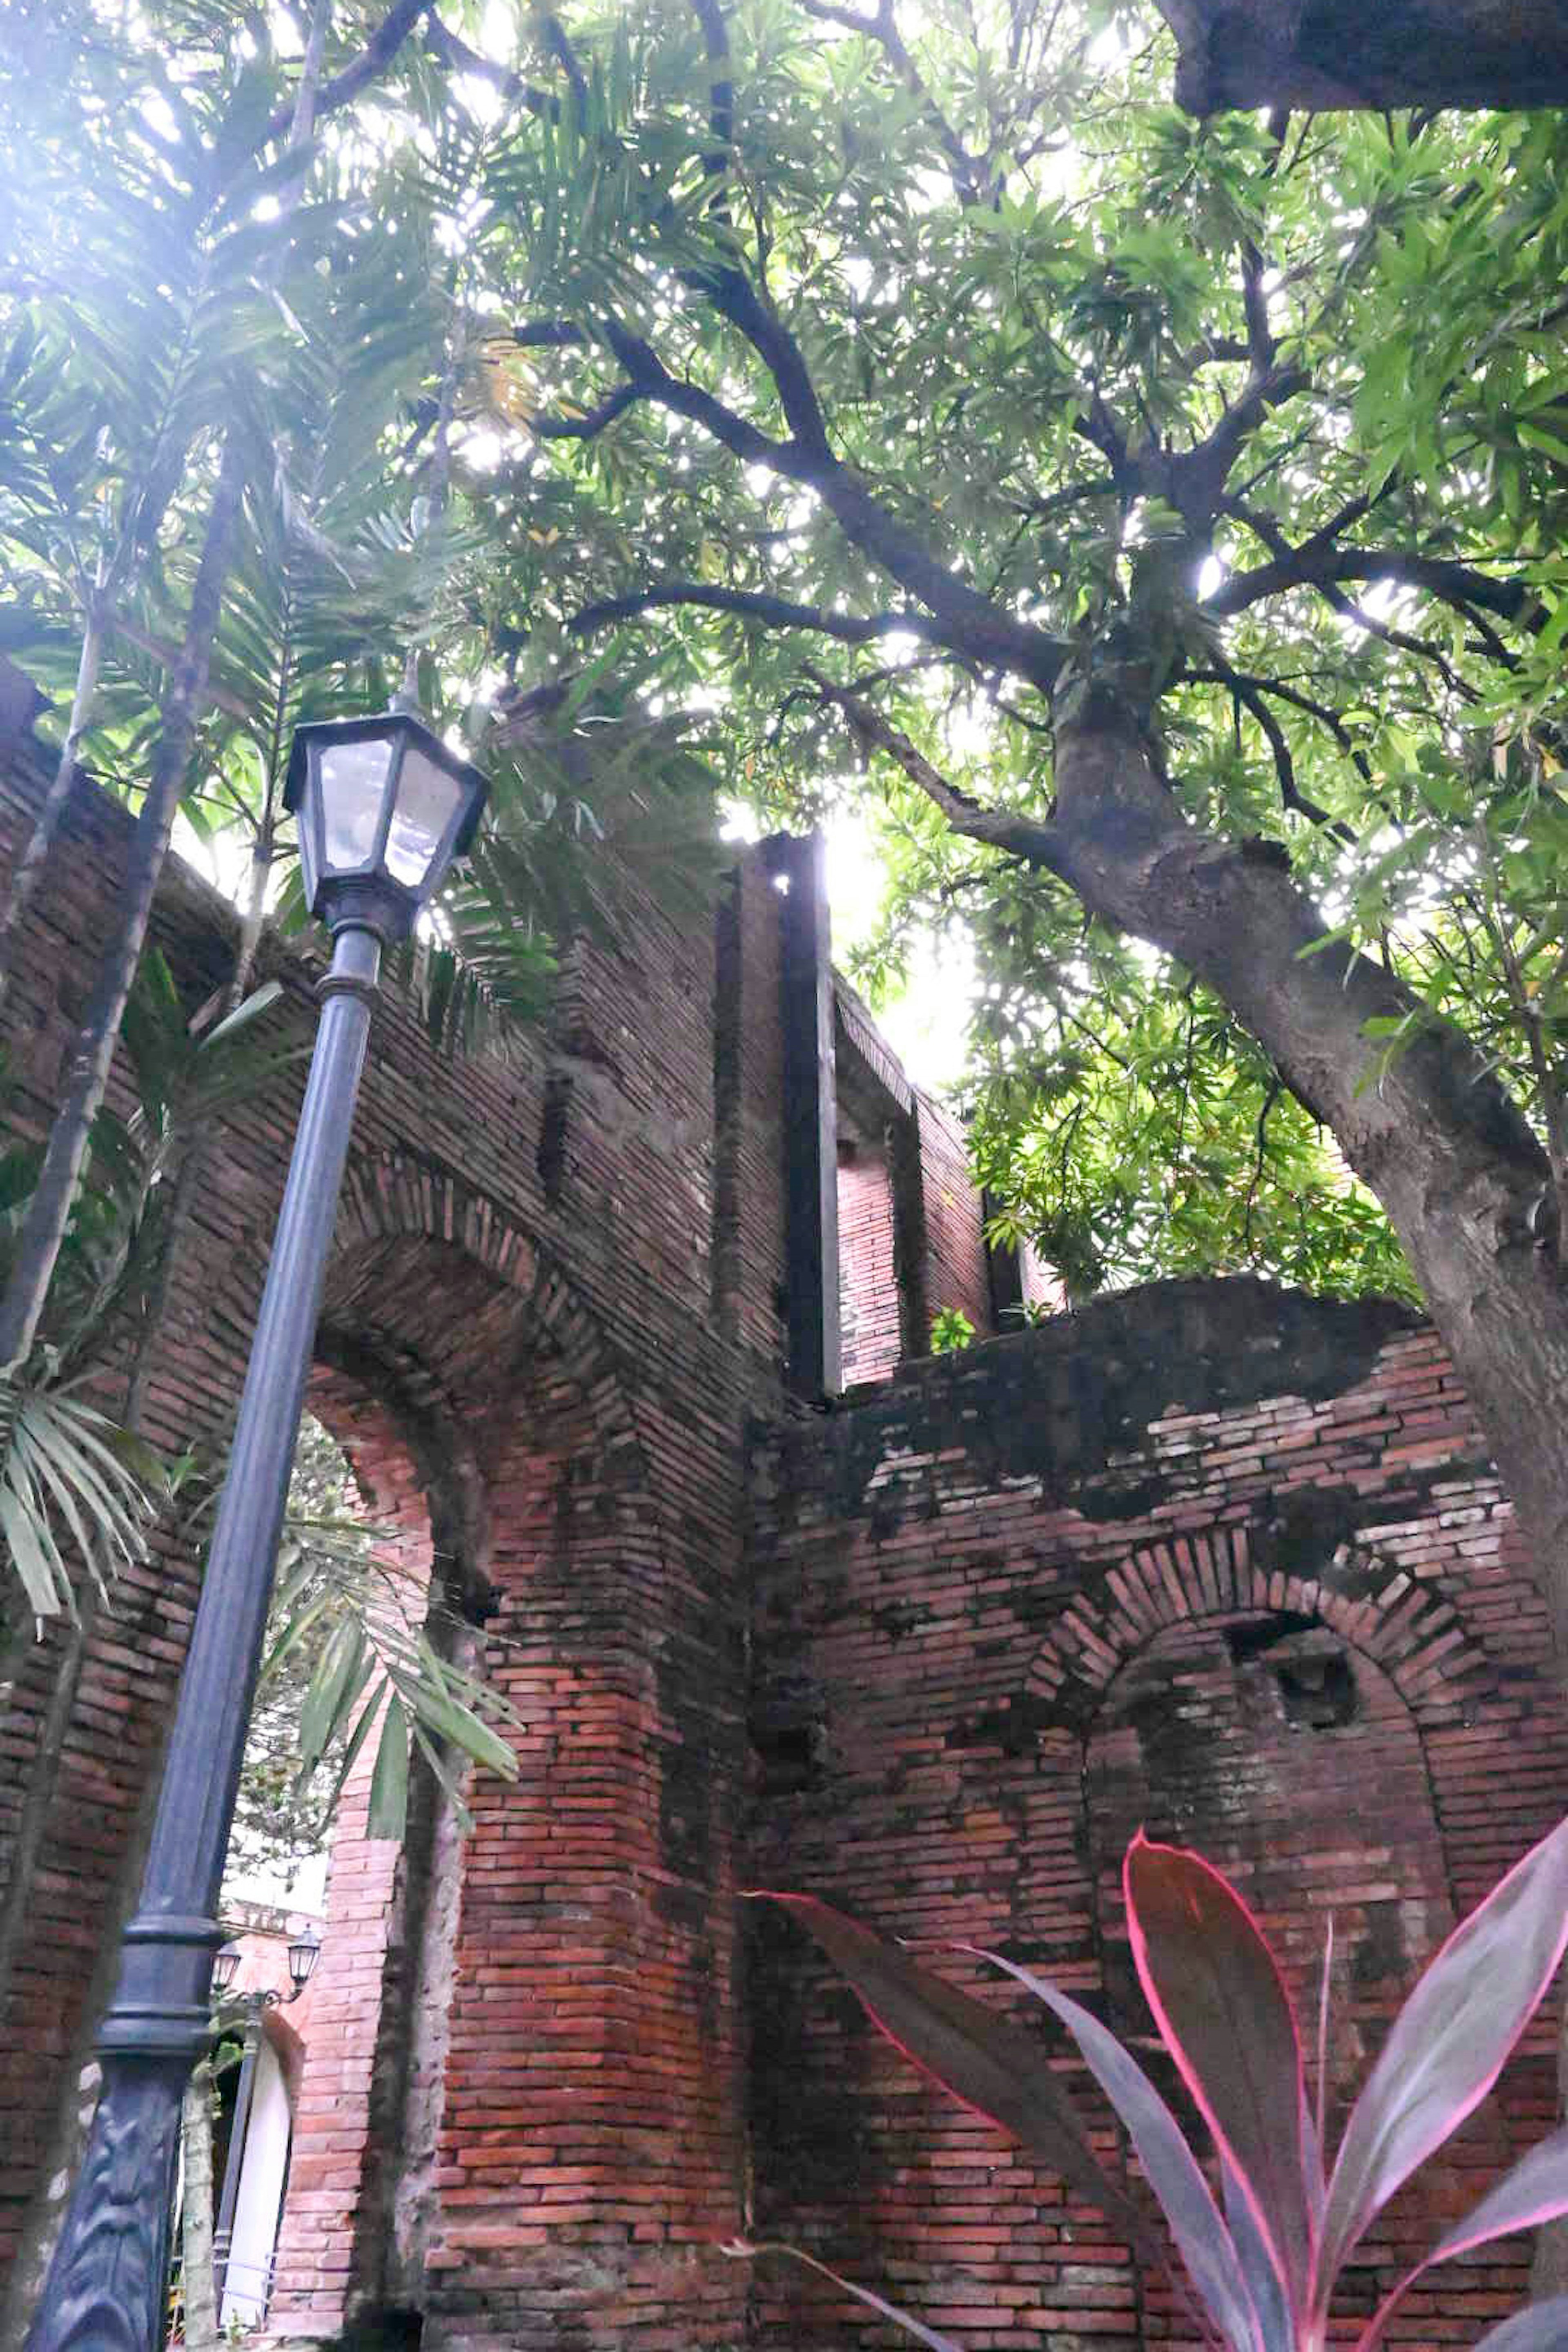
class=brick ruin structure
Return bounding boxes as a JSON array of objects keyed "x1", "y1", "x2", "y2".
[{"x1": 0, "y1": 696, "x2": 1564, "y2": 2351}]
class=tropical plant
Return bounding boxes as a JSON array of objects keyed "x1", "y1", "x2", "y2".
[
  {"x1": 256, "y1": 1485, "x2": 519, "y2": 1851},
  {"x1": 749, "y1": 1817, "x2": 1568, "y2": 2350},
  {"x1": 928, "y1": 1305, "x2": 976, "y2": 1354}
]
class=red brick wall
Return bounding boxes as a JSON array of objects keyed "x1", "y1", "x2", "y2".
[
  {"x1": 839, "y1": 1148, "x2": 901, "y2": 1386},
  {"x1": 746, "y1": 1284, "x2": 1568, "y2": 2350},
  {"x1": 0, "y1": 719, "x2": 777, "y2": 2347},
  {"x1": 913, "y1": 1091, "x2": 991, "y2": 1347}
]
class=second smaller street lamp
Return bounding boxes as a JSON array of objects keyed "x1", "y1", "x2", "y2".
[
  {"x1": 286, "y1": 1924, "x2": 322, "y2": 1997},
  {"x1": 285, "y1": 709, "x2": 487, "y2": 942}
]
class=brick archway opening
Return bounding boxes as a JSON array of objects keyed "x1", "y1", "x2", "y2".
[{"x1": 263, "y1": 1348, "x2": 488, "y2": 2350}]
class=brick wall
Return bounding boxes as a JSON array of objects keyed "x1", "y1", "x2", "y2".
[
  {"x1": 7, "y1": 679, "x2": 1568, "y2": 2352},
  {"x1": 913, "y1": 1091, "x2": 991, "y2": 1347},
  {"x1": 0, "y1": 717, "x2": 776, "y2": 2348},
  {"x1": 838, "y1": 1147, "x2": 901, "y2": 1387},
  {"x1": 746, "y1": 1281, "x2": 1568, "y2": 2350}
]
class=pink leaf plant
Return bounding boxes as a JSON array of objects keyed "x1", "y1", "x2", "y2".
[{"x1": 741, "y1": 1815, "x2": 1568, "y2": 2351}]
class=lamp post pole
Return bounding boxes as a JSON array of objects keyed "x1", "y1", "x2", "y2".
[{"x1": 25, "y1": 920, "x2": 382, "y2": 2352}]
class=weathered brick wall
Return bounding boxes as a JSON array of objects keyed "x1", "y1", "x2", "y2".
[
  {"x1": 838, "y1": 1149, "x2": 901, "y2": 1387},
  {"x1": 9, "y1": 680, "x2": 1568, "y2": 2352},
  {"x1": 0, "y1": 712, "x2": 781, "y2": 2348},
  {"x1": 713, "y1": 861, "x2": 788, "y2": 1369},
  {"x1": 913, "y1": 1092, "x2": 990, "y2": 1346},
  {"x1": 746, "y1": 1281, "x2": 1568, "y2": 2350}
]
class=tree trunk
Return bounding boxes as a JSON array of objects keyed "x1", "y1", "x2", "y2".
[
  {"x1": 0, "y1": 432, "x2": 247, "y2": 1381},
  {"x1": 1044, "y1": 688, "x2": 1568, "y2": 1647},
  {"x1": 0, "y1": 602, "x2": 107, "y2": 1020},
  {"x1": 1152, "y1": 0, "x2": 1568, "y2": 115},
  {"x1": 180, "y1": 2062, "x2": 220, "y2": 2351}
]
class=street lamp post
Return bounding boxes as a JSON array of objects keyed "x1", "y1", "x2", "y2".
[{"x1": 25, "y1": 710, "x2": 486, "y2": 2352}]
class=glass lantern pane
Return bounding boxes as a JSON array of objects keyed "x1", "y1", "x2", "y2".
[
  {"x1": 317, "y1": 737, "x2": 393, "y2": 871},
  {"x1": 385, "y1": 743, "x2": 466, "y2": 889}
]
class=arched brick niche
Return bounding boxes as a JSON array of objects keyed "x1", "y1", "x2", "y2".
[
  {"x1": 1038, "y1": 1532, "x2": 1553, "y2": 2347},
  {"x1": 742, "y1": 1287, "x2": 1568, "y2": 2352}
]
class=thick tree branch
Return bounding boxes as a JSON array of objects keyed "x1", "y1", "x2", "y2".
[
  {"x1": 514, "y1": 319, "x2": 592, "y2": 350},
  {"x1": 261, "y1": 0, "x2": 429, "y2": 143},
  {"x1": 599, "y1": 322, "x2": 806, "y2": 474},
  {"x1": 530, "y1": 383, "x2": 641, "y2": 439},
  {"x1": 568, "y1": 585, "x2": 959, "y2": 652},
  {"x1": 1207, "y1": 540, "x2": 1534, "y2": 626},
  {"x1": 423, "y1": 13, "x2": 555, "y2": 111},
  {"x1": 539, "y1": 11, "x2": 590, "y2": 127},
  {"x1": 595, "y1": 309, "x2": 1068, "y2": 688}
]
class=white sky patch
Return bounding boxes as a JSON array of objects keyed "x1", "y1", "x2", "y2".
[
  {"x1": 717, "y1": 802, "x2": 974, "y2": 1088},
  {"x1": 825, "y1": 808, "x2": 974, "y2": 1088},
  {"x1": 138, "y1": 89, "x2": 181, "y2": 145},
  {"x1": 1197, "y1": 553, "x2": 1224, "y2": 600},
  {"x1": 226, "y1": 1849, "x2": 328, "y2": 1913}
]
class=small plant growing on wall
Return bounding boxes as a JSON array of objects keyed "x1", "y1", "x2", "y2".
[
  {"x1": 929, "y1": 1307, "x2": 976, "y2": 1354},
  {"x1": 741, "y1": 1817, "x2": 1568, "y2": 2351}
]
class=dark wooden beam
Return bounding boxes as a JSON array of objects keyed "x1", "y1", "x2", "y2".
[
  {"x1": 1154, "y1": 0, "x2": 1568, "y2": 114},
  {"x1": 768, "y1": 832, "x2": 842, "y2": 1397}
]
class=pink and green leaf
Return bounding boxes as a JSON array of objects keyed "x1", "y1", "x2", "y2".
[
  {"x1": 966, "y1": 1944, "x2": 1261, "y2": 2352},
  {"x1": 724, "y1": 2238, "x2": 965, "y2": 2352},
  {"x1": 1321, "y1": 1814, "x2": 1568, "y2": 2294},
  {"x1": 1124, "y1": 1835, "x2": 1316, "y2": 2323},
  {"x1": 1470, "y1": 2299, "x2": 1568, "y2": 2350},
  {"x1": 1358, "y1": 2124, "x2": 1568, "y2": 2350},
  {"x1": 755, "y1": 1893, "x2": 1162, "y2": 2270}
]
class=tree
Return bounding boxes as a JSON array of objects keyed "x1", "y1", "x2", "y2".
[{"x1": 361, "y1": 0, "x2": 1568, "y2": 1640}]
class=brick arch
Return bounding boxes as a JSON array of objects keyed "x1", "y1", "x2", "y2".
[
  {"x1": 200, "y1": 1148, "x2": 670, "y2": 1580},
  {"x1": 331, "y1": 1149, "x2": 539, "y2": 1296},
  {"x1": 1022, "y1": 1523, "x2": 1489, "y2": 1732}
]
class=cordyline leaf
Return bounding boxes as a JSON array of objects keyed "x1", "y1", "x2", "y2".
[
  {"x1": 1223, "y1": 2167, "x2": 1290, "y2": 2352},
  {"x1": 1470, "y1": 2300, "x2": 1568, "y2": 2351},
  {"x1": 1359, "y1": 2124, "x2": 1568, "y2": 2350},
  {"x1": 723, "y1": 2237, "x2": 963, "y2": 2352},
  {"x1": 1320, "y1": 1813, "x2": 1568, "y2": 2295},
  {"x1": 753, "y1": 1893, "x2": 1162, "y2": 2270},
  {"x1": 965, "y1": 1944, "x2": 1258, "y2": 2352},
  {"x1": 1124, "y1": 1836, "x2": 1315, "y2": 2325}
]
